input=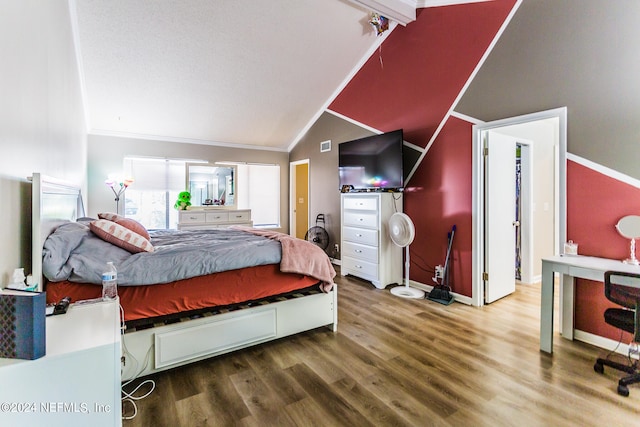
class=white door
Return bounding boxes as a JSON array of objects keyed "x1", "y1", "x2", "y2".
[
  {"x1": 485, "y1": 131, "x2": 517, "y2": 303},
  {"x1": 472, "y1": 107, "x2": 567, "y2": 307}
]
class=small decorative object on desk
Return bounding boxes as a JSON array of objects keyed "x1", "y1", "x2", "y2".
[
  {"x1": 564, "y1": 240, "x2": 578, "y2": 256},
  {"x1": 615, "y1": 215, "x2": 640, "y2": 265}
]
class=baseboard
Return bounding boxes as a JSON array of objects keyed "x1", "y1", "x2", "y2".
[
  {"x1": 574, "y1": 329, "x2": 630, "y2": 356},
  {"x1": 517, "y1": 274, "x2": 542, "y2": 285},
  {"x1": 409, "y1": 280, "x2": 473, "y2": 305}
]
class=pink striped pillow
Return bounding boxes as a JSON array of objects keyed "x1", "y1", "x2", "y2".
[
  {"x1": 90, "y1": 219, "x2": 154, "y2": 254},
  {"x1": 98, "y1": 212, "x2": 150, "y2": 240}
]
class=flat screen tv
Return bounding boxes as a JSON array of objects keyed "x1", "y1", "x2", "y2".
[{"x1": 338, "y1": 129, "x2": 403, "y2": 192}]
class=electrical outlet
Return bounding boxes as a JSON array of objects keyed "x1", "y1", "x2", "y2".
[
  {"x1": 334, "y1": 243, "x2": 339, "y2": 253},
  {"x1": 435, "y1": 265, "x2": 443, "y2": 279}
]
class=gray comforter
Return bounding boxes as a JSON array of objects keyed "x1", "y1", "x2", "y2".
[{"x1": 42, "y1": 222, "x2": 282, "y2": 286}]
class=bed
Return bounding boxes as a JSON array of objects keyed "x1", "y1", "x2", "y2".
[{"x1": 31, "y1": 173, "x2": 337, "y2": 381}]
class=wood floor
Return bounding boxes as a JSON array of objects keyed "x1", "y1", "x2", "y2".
[{"x1": 122, "y1": 271, "x2": 640, "y2": 426}]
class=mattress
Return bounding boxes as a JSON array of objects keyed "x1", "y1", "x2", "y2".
[{"x1": 45, "y1": 264, "x2": 319, "y2": 322}]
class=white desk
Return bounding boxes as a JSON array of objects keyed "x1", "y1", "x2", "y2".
[{"x1": 540, "y1": 255, "x2": 640, "y2": 354}]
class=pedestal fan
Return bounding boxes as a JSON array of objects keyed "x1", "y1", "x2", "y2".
[
  {"x1": 305, "y1": 214, "x2": 330, "y2": 251},
  {"x1": 389, "y1": 212, "x2": 425, "y2": 299}
]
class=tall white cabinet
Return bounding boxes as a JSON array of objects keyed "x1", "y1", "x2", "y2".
[{"x1": 341, "y1": 192, "x2": 403, "y2": 289}]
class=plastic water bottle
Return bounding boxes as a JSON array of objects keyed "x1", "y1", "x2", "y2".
[{"x1": 102, "y1": 262, "x2": 118, "y2": 300}]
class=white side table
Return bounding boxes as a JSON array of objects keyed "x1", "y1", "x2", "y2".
[{"x1": 0, "y1": 298, "x2": 122, "y2": 426}]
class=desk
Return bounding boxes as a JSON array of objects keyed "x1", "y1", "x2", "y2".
[{"x1": 540, "y1": 255, "x2": 640, "y2": 354}]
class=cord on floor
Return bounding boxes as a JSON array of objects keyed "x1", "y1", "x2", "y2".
[{"x1": 120, "y1": 303, "x2": 156, "y2": 421}]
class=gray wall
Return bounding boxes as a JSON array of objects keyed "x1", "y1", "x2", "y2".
[
  {"x1": 456, "y1": 0, "x2": 640, "y2": 179},
  {"x1": 0, "y1": 1, "x2": 87, "y2": 285},
  {"x1": 289, "y1": 112, "x2": 374, "y2": 258},
  {"x1": 87, "y1": 135, "x2": 290, "y2": 232}
]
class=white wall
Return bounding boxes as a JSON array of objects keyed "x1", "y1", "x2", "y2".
[
  {"x1": 87, "y1": 135, "x2": 290, "y2": 232},
  {"x1": 0, "y1": 1, "x2": 87, "y2": 285}
]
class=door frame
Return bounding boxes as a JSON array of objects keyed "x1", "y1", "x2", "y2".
[
  {"x1": 289, "y1": 159, "x2": 309, "y2": 237},
  {"x1": 471, "y1": 107, "x2": 567, "y2": 307}
]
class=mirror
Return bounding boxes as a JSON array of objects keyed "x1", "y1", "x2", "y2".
[
  {"x1": 186, "y1": 163, "x2": 236, "y2": 208},
  {"x1": 615, "y1": 215, "x2": 640, "y2": 264}
]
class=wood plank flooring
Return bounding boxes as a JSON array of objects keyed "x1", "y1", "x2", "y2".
[{"x1": 122, "y1": 270, "x2": 640, "y2": 426}]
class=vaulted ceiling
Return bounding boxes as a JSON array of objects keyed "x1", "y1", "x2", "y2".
[{"x1": 73, "y1": 0, "x2": 487, "y2": 151}]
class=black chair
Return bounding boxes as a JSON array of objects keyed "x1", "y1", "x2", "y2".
[{"x1": 593, "y1": 270, "x2": 640, "y2": 396}]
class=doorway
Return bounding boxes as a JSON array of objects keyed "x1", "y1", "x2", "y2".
[
  {"x1": 289, "y1": 159, "x2": 309, "y2": 238},
  {"x1": 472, "y1": 108, "x2": 567, "y2": 307}
]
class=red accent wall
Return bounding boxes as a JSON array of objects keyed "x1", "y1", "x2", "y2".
[
  {"x1": 329, "y1": 0, "x2": 516, "y2": 296},
  {"x1": 568, "y1": 160, "x2": 640, "y2": 340},
  {"x1": 405, "y1": 116, "x2": 473, "y2": 296},
  {"x1": 330, "y1": 0, "x2": 517, "y2": 147}
]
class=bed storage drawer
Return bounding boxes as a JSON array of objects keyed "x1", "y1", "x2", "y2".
[{"x1": 154, "y1": 308, "x2": 276, "y2": 369}]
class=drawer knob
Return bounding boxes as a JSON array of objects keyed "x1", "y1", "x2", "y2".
[
  {"x1": 355, "y1": 249, "x2": 362, "y2": 253},
  {"x1": 356, "y1": 233, "x2": 362, "y2": 237},
  {"x1": 358, "y1": 218, "x2": 364, "y2": 221},
  {"x1": 355, "y1": 265, "x2": 362, "y2": 269},
  {"x1": 189, "y1": 216, "x2": 198, "y2": 220}
]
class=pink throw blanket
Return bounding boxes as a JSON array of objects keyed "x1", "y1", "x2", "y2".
[{"x1": 231, "y1": 226, "x2": 335, "y2": 292}]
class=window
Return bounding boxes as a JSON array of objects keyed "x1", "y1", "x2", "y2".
[
  {"x1": 237, "y1": 164, "x2": 280, "y2": 227},
  {"x1": 123, "y1": 158, "x2": 185, "y2": 229}
]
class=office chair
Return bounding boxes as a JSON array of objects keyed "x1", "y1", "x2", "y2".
[{"x1": 593, "y1": 270, "x2": 640, "y2": 397}]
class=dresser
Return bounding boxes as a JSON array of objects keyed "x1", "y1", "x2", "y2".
[
  {"x1": 340, "y1": 193, "x2": 403, "y2": 289},
  {"x1": 177, "y1": 208, "x2": 252, "y2": 230}
]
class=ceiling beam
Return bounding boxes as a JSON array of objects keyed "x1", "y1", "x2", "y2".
[
  {"x1": 347, "y1": 0, "x2": 417, "y2": 26},
  {"x1": 417, "y1": 0, "x2": 493, "y2": 7}
]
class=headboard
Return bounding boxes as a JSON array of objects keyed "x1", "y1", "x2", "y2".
[{"x1": 30, "y1": 173, "x2": 85, "y2": 291}]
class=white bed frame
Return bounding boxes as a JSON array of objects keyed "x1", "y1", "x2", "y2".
[{"x1": 31, "y1": 173, "x2": 337, "y2": 381}]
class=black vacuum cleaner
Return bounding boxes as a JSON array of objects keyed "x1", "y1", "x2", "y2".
[{"x1": 427, "y1": 225, "x2": 456, "y2": 305}]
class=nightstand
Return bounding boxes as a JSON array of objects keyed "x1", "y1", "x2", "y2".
[{"x1": 0, "y1": 298, "x2": 122, "y2": 426}]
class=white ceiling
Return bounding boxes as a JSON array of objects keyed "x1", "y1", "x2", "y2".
[{"x1": 72, "y1": 0, "x2": 485, "y2": 151}]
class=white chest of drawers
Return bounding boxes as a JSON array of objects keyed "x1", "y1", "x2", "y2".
[
  {"x1": 178, "y1": 208, "x2": 252, "y2": 230},
  {"x1": 340, "y1": 193, "x2": 403, "y2": 289}
]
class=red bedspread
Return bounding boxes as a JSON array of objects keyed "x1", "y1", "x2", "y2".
[{"x1": 46, "y1": 264, "x2": 319, "y2": 321}]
